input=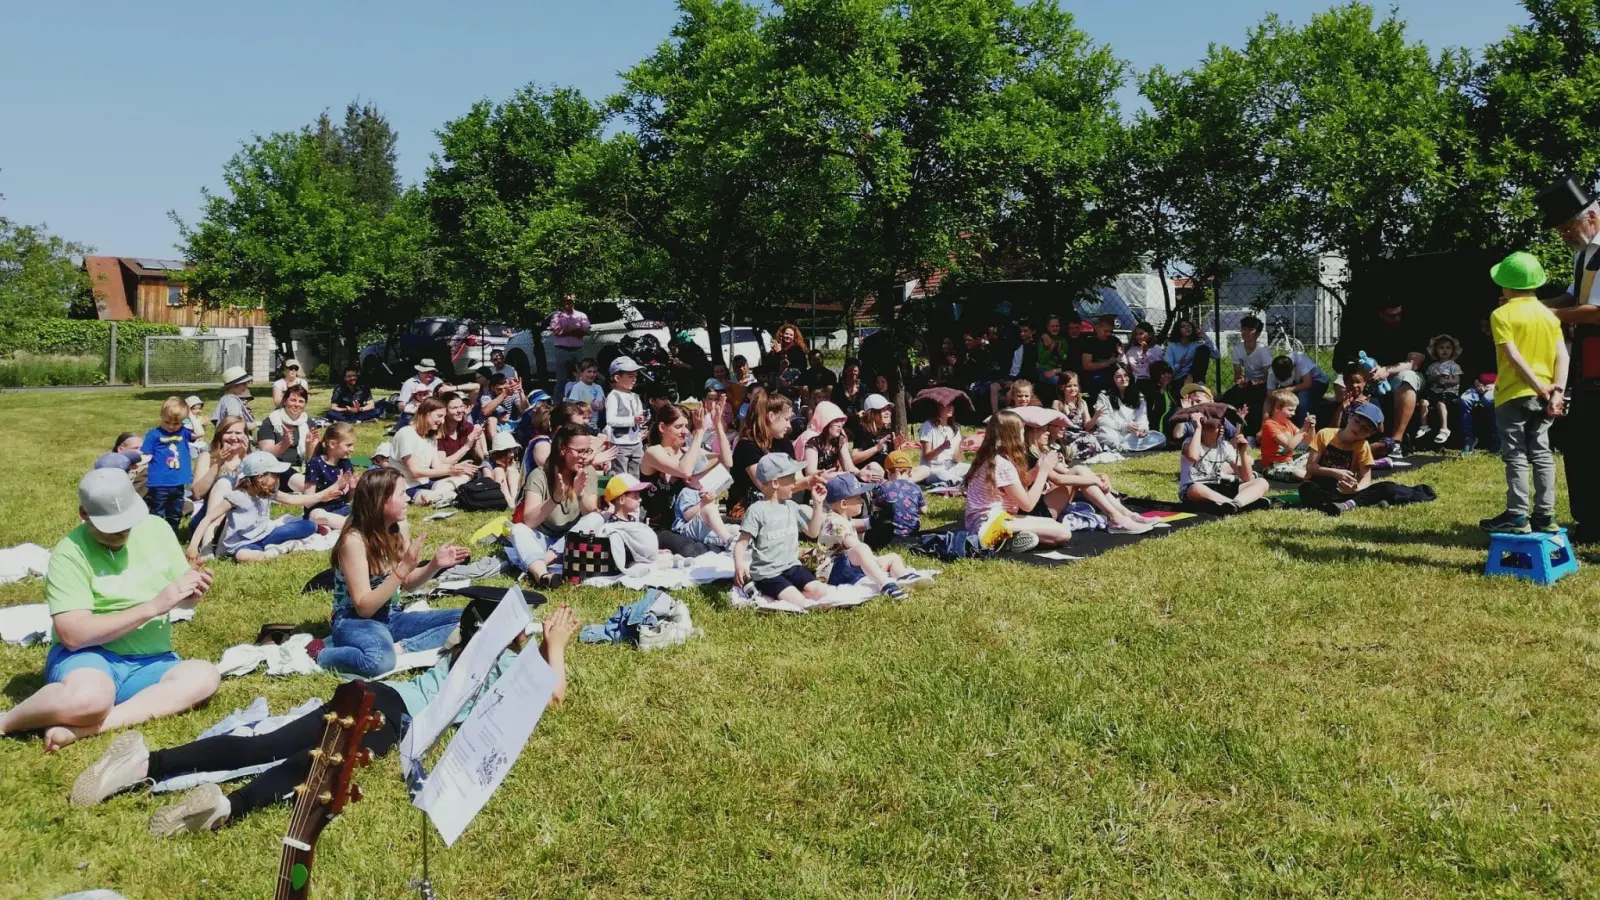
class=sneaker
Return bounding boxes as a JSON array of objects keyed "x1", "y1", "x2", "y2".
[
  {"x1": 70, "y1": 731, "x2": 149, "y2": 807},
  {"x1": 149, "y1": 783, "x2": 231, "y2": 837},
  {"x1": 1433, "y1": 428, "x2": 1450, "y2": 445},
  {"x1": 1530, "y1": 516, "x2": 1561, "y2": 534},
  {"x1": 1318, "y1": 501, "x2": 1345, "y2": 517},
  {"x1": 1007, "y1": 531, "x2": 1041, "y2": 553},
  {"x1": 1462, "y1": 438, "x2": 1477, "y2": 454},
  {"x1": 882, "y1": 582, "x2": 908, "y2": 600},
  {"x1": 1479, "y1": 511, "x2": 1531, "y2": 534}
]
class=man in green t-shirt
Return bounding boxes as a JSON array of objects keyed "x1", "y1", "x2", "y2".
[{"x1": 0, "y1": 469, "x2": 219, "y2": 752}]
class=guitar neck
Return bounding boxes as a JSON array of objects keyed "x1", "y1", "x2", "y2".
[{"x1": 275, "y1": 841, "x2": 317, "y2": 900}]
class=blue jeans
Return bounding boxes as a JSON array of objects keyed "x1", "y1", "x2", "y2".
[
  {"x1": 1460, "y1": 392, "x2": 1498, "y2": 451},
  {"x1": 1292, "y1": 378, "x2": 1331, "y2": 426},
  {"x1": 326, "y1": 403, "x2": 386, "y2": 423},
  {"x1": 318, "y1": 608, "x2": 464, "y2": 677},
  {"x1": 236, "y1": 518, "x2": 318, "y2": 553},
  {"x1": 145, "y1": 485, "x2": 185, "y2": 534}
]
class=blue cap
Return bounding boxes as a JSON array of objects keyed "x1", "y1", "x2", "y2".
[
  {"x1": 528, "y1": 389, "x2": 551, "y2": 406},
  {"x1": 1351, "y1": 402, "x2": 1384, "y2": 430},
  {"x1": 825, "y1": 472, "x2": 872, "y2": 505}
]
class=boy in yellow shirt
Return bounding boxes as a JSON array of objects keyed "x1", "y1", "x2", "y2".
[{"x1": 1480, "y1": 252, "x2": 1569, "y2": 534}]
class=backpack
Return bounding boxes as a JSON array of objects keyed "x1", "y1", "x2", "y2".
[{"x1": 455, "y1": 474, "x2": 509, "y2": 511}]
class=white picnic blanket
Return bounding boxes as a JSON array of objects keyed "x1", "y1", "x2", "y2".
[
  {"x1": 581, "y1": 552, "x2": 737, "y2": 590},
  {"x1": 0, "y1": 543, "x2": 51, "y2": 586},
  {"x1": 727, "y1": 569, "x2": 940, "y2": 614},
  {"x1": 149, "y1": 696, "x2": 324, "y2": 794},
  {"x1": 217, "y1": 631, "x2": 442, "y2": 680},
  {"x1": 0, "y1": 604, "x2": 193, "y2": 647}
]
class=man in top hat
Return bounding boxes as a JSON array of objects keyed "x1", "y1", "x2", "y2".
[
  {"x1": 1534, "y1": 176, "x2": 1600, "y2": 544},
  {"x1": 398, "y1": 358, "x2": 441, "y2": 426}
]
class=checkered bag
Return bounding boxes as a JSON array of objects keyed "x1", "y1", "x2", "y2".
[{"x1": 562, "y1": 535, "x2": 619, "y2": 583}]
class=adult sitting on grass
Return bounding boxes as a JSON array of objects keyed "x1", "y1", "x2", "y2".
[
  {"x1": 256, "y1": 383, "x2": 319, "y2": 491},
  {"x1": 0, "y1": 469, "x2": 219, "y2": 753},
  {"x1": 326, "y1": 366, "x2": 385, "y2": 423},
  {"x1": 270, "y1": 359, "x2": 307, "y2": 408},
  {"x1": 187, "y1": 416, "x2": 250, "y2": 526},
  {"x1": 317, "y1": 468, "x2": 471, "y2": 677},
  {"x1": 211, "y1": 366, "x2": 254, "y2": 430},
  {"x1": 510, "y1": 424, "x2": 611, "y2": 589},
  {"x1": 68, "y1": 597, "x2": 578, "y2": 836},
  {"x1": 389, "y1": 396, "x2": 476, "y2": 506}
]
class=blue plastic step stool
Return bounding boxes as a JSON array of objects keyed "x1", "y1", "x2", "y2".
[{"x1": 1484, "y1": 528, "x2": 1580, "y2": 585}]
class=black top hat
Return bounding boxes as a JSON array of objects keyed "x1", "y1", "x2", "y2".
[{"x1": 1535, "y1": 176, "x2": 1597, "y2": 229}]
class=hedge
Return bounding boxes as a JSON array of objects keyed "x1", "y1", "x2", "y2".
[{"x1": 0, "y1": 319, "x2": 181, "y2": 361}]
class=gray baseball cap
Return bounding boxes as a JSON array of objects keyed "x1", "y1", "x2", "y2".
[
  {"x1": 240, "y1": 450, "x2": 293, "y2": 478},
  {"x1": 754, "y1": 452, "x2": 805, "y2": 484},
  {"x1": 79, "y1": 469, "x2": 148, "y2": 533},
  {"x1": 94, "y1": 450, "x2": 142, "y2": 472}
]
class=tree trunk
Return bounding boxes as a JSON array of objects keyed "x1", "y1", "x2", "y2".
[
  {"x1": 706, "y1": 302, "x2": 727, "y2": 368},
  {"x1": 341, "y1": 321, "x2": 360, "y2": 373}
]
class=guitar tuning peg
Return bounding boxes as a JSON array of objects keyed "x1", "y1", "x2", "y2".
[
  {"x1": 370, "y1": 711, "x2": 386, "y2": 728},
  {"x1": 350, "y1": 784, "x2": 364, "y2": 804},
  {"x1": 359, "y1": 748, "x2": 374, "y2": 767}
]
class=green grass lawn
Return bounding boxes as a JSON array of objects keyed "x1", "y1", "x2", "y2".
[{"x1": 2, "y1": 388, "x2": 1598, "y2": 898}]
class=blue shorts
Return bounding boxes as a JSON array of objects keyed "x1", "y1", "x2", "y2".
[
  {"x1": 406, "y1": 484, "x2": 427, "y2": 500},
  {"x1": 753, "y1": 564, "x2": 819, "y2": 598},
  {"x1": 826, "y1": 556, "x2": 865, "y2": 586},
  {"x1": 45, "y1": 643, "x2": 181, "y2": 704}
]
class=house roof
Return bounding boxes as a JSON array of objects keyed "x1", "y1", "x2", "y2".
[{"x1": 83, "y1": 256, "x2": 133, "y2": 320}]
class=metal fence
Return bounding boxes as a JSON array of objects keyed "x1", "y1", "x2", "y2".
[{"x1": 144, "y1": 335, "x2": 247, "y2": 387}]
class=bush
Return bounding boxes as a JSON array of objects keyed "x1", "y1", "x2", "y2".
[
  {"x1": 0, "y1": 353, "x2": 109, "y2": 387},
  {"x1": 0, "y1": 319, "x2": 181, "y2": 364},
  {"x1": 312, "y1": 363, "x2": 330, "y2": 383}
]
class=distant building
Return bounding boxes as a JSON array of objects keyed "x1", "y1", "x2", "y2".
[{"x1": 82, "y1": 256, "x2": 268, "y2": 328}]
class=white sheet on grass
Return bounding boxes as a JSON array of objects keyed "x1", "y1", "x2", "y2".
[
  {"x1": 727, "y1": 569, "x2": 940, "y2": 614},
  {"x1": 0, "y1": 543, "x2": 51, "y2": 585},
  {"x1": 1, "y1": 604, "x2": 192, "y2": 647},
  {"x1": 581, "y1": 552, "x2": 737, "y2": 590}
]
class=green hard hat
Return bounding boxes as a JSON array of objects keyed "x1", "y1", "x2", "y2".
[{"x1": 1490, "y1": 251, "x2": 1548, "y2": 291}]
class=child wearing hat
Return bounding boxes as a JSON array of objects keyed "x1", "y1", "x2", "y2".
[
  {"x1": 1301, "y1": 402, "x2": 1410, "y2": 515},
  {"x1": 485, "y1": 431, "x2": 525, "y2": 510},
  {"x1": 734, "y1": 454, "x2": 829, "y2": 604},
  {"x1": 1480, "y1": 252, "x2": 1569, "y2": 534},
  {"x1": 818, "y1": 473, "x2": 910, "y2": 598},
  {"x1": 1415, "y1": 334, "x2": 1464, "y2": 446},
  {"x1": 185, "y1": 451, "x2": 348, "y2": 563},
  {"x1": 875, "y1": 449, "x2": 928, "y2": 538}
]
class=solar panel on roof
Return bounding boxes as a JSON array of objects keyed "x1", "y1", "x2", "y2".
[{"x1": 135, "y1": 258, "x2": 165, "y2": 270}]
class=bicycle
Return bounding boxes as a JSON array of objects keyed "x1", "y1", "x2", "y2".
[{"x1": 1267, "y1": 315, "x2": 1305, "y2": 356}]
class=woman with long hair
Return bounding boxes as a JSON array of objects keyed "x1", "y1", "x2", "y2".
[
  {"x1": 640, "y1": 403, "x2": 725, "y2": 556},
  {"x1": 389, "y1": 396, "x2": 477, "y2": 506},
  {"x1": 1163, "y1": 318, "x2": 1213, "y2": 400},
  {"x1": 511, "y1": 424, "x2": 610, "y2": 587},
  {"x1": 67, "y1": 597, "x2": 577, "y2": 836},
  {"x1": 730, "y1": 388, "x2": 794, "y2": 515},
  {"x1": 317, "y1": 468, "x2": 470, "y2": 676},
  {"x1": 768, "y1": 322, "x2": 809, "y2": 374},
  {"x1": 189, "y1": 415, "x2": 251, "y2": 521},
  {"x1": 963, "y1": 410, "x2": 1071, "y2": 550},
  {"x1": 436, "y1": 391, "x2": 487, "y2": 466},
  {"x1": 1094, "y1": 366, "x2": 1166, "y2": 453}
]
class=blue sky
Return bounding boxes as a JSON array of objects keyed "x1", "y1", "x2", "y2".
[{"x1": 0, "y1": 0, "x2": 1524, "y2": 258}]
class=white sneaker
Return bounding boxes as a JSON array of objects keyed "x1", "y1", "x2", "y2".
[
  {"x1": 149, "y1": 783, "x2": 231, "y2": 836},
  {"x1": 70, "y1": 731, "x2": 149, "y2": 806},
  {"x1": 1008, "y1": 531, "x2": 1041, "y2": 553}
]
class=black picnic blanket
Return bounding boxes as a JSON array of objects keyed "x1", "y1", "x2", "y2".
[{"x1": 922, "y1": 498, "x2": 1220, "y2": 566}]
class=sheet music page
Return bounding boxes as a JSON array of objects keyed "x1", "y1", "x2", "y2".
[
  {"x1": 399, "y1": 587, "x2": 531, "y2": 779},
  {"x1": 414, "y1": 643, "x2": 558, "y2": 845}
]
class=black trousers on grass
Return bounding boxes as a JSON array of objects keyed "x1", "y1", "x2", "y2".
[
  {"x1": 145, "y1": 684, "x2": 408, "y2": 820},
  {"x1": 1299, "y1": 480, "x2": 1407, "y2": 509}
]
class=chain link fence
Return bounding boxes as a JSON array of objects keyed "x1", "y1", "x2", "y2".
[{"x1": 143, "y1": 335, "x2": 247, "y2": 387}]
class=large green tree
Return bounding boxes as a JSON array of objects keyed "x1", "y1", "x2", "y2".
[
  {"x1": 425, "y1": 85, "x2": 632, "y2": 336},
  {"x1": 0, "y1": 200, "x2": 94, "y2": 326},
  {"x1": 176, "y1": 103, "x2": 428, "y2": 363}
]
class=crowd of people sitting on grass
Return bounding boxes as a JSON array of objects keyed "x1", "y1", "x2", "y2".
[{"x1": 5, "y1": 239, "x2": 1590, "y2": 839}]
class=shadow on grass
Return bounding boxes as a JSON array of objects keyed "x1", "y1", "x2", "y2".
[
  {"x1": 4, "y1": 671, "x2": 44, "y2": 704},
  {"x1": 1327, "y1": 520, "x2": 1489, "y2": 551},
  {"x1": 1261, "y1": 535, "x2": 1483, "y2": 575}
]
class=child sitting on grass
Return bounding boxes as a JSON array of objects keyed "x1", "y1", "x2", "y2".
[
  {"x1": 818, "y1": 473, "x2": 911, "y2": 598},
  {"x1": 186, "y1": 452, "x2": 348, "y2": 563},
  {"x1": 874, "y1": 450, "x2": 928, "y2": 537},
  {"x1": 1179, "y1": 408, "x2": 1271, "y2": 514},
  {"x1": 672, "y1": 480, "x2": 740, "y2": 549},
  {"x1": 1029, "y1": 423, "x2": 1153, "y2": 534},
  {"x1": 734, "y1": 453, "x2": 829, "y2": 604},
  {"x1": 963, "y1": 410, "x2": 1072, "y2": 551},
  {"x1": 918, "y1": 400, "x2": 968, "y2": 485},
  {"x1": 302, "y1": 422, "x2": 360, "y2": 530},
  {"x1": 1300, "y1": 402, "x2": 1413, "y2": 516},
  {"x1": 1259, "y1": 389, "x2": 1316, "y2": 481},
  {"x1": 1415, "y1": 334, "x2": 1464, "y2": 446}
]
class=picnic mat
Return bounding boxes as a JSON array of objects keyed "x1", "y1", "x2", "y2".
[{"x1": 924, "y1": 499, "x2": 1219, "y2": 566}]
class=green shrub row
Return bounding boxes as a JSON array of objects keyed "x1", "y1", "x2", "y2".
[
  {"x1": 0, "y1": 353, "x2": 110, "y2": 388},
  {"x1": 0, "y1": 319, "x2": 181, "y2": 361}
]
